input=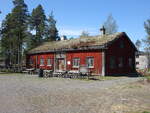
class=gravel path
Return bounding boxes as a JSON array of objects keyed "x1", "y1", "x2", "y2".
[{"x1": 0, "y1": 74, "x2": 148, "y2": 113}]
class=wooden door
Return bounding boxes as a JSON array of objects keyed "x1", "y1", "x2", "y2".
[{"x1": 57, "y1": 58, "x2": 65, "y2": 71}]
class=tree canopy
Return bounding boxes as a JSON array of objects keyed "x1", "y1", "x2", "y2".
[
  {"x1": 30, "y1": 4, "x2": 46, "y2": 46},
  {"x1": 80, "y1": 31, "x2": 89, "y2": 37},
  {"x1": 45, "y1": 12, "x2": 59, "y2": 41},
  {"x1": 135, "y1": 40, "x2": 141, "y2": 51},
  {"x1": 0, "y1": 1, "x2": 59, "y2": 67},
  {"x1": 1, "y1": 0, "x2": 28, "y2": 66},
  {"x1": 103, "y1": 14, "x2": 118, "y2": 34},
  {"x1": 144, "y1": 18, "x2": 150, "y2": 68}
]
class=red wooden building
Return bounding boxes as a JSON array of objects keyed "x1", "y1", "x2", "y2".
[{"x1": 27, "y1": 32, "x2": 137, "y2": 76}]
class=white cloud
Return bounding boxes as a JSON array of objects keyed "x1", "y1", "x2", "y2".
[
  {"x1": 58, "y1": 27, "x2": 98, "y2": 36},
  {"x1": 59, "y1": 29, "x2": 82, "y2": 36}
]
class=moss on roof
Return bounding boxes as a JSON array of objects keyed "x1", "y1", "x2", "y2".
[{"x1": 28, "y1": 32, "x2": 125, "y2": 54}]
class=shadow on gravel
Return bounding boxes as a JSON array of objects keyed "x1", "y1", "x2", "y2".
[
  {"x1": 88, "y1": 78, "x2": 100, "y2": 81},
  {"x1": 107, "y1": 72, "x2": 141, "y2": 78}
]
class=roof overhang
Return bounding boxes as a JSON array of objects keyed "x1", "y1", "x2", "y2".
[{"x1": 27, "y1": 45, "x2": 107, "y2": 55}]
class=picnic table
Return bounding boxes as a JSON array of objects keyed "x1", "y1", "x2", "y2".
[
  {"x1": 43, "y1": 70, "x2": 53, "y2": 77},
  {"x1": 53, "y1": 70, "x2": 67, "y2": 77},
  {"x1": 26, "y1": 68, "x2": 35, "y2": 74},
  {"x1": 68, "y1": 70, "x2": 80, "y2": 78}
]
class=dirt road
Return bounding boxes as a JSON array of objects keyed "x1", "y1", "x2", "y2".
[{"x1": 0, "y1": 74, "x2": 149, "y2": 113}]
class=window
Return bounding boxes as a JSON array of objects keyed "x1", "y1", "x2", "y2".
[
  {"x1": 73, "y1": 58, "x2": 80, "y2": 68},
  {"x1": 136, "y1": 55, "x2": 139, "y2": 58},
  {"x1": 120, "y1": 41, "x2": 124, "y2": 48},
  {"x1": 29, "y1": 58, "x2": 33, "y2": 65},
  {"x1": 47, "y1": 58, "x2": 52, "y2": 66},
  {"x1": 110, "y1": 56, "x2": 116, "y2": 69},
  {"x1": 40, "y1": 58, "x2": 44, "y2": 66},
  {"x1": 86, "y1": 57, "x2": 94, "y2": 68},
  {"x1": 118, "y1": 57, "x2": 123, "y2": 68},
  {"x1": 129, "y1": 58, "x2": 132, "y2": 67},
  {"x1": 136, "y1": 62, "x2": 139, "y2": 65}
]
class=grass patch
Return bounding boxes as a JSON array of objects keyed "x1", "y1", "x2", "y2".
[
  {"x1": 0, "y1": 72, "x2": 26, "y2": 76},
  {"x1": 143, "y1": 111, "x2": 150, "y2": 113},
  {"x1": 124, "y1": 84, "x2": 142, "y2": 89},
  {"x1": 72, "y1": 76, "x2": 122, "y2": 82},
  {"x1": 127, "y1": 111, "x2": 150, "y2": 113}
]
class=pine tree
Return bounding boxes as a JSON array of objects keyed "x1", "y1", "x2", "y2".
[
  {"x1": 30, "y1": 5, "x2": 46, "y2": 46},
  {"x1": 45, "y1": 12, "x2": 58, "y2": 41},
  {"x1": 1, "y1": 13, "x2": 15, "y2": 66},
  {"x1": 144, "y1": 19, "x2": 150, "y2": 68},
  {"x1": 12, "y1": 0, "x2": 28, "y2": 65},
  {"x1": 135, "y1": 40, "x2": 141, "y2": 51},
  {"x1": 80, "y1": 31, "x2": 89, "y2": 37},
  {"x1": 1, "y1": 0, "x2": 28, "y2": 66},
  {"x1": 103, "y1": 14, "x2": 118, "y2": 34}
]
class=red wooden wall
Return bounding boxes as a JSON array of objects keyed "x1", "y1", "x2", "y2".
[
  {"x1": 27, "y1": 50, "x2": 103, "y2": 75},
  {"x1": 27, "y1": 53, "x2": 54, "y2": 70},
  {"x1": 105, "y1": 36, "x2": 136, "y2": 75},
  {"x1": 66, "y1": 51, "x2": 103, "y2": 75}
]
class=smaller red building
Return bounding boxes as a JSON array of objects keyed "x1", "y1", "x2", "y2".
[{"x1": 27, "y1": 32, "x2": 137, "y2": 76}]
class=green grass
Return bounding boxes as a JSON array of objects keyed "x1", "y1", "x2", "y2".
[
  {"x1": 127, "y1": 111, "x2": 150, "y2": 113},
  {"x1": 143, "y1": 111, "x2": 150, "y2": 113},
  {"x1": 0, "y1": 72, "x2": 25, "y2": 76},
  {"x1": 90, "y1": 76, "x2": 124, "y2": 81}
]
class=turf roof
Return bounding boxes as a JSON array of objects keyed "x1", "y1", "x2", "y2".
[{"x1": 28, "y1": 32, "x2": 125, "y2": 54}]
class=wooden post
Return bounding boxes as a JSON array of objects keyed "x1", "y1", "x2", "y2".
[{"x1": 102, "y1": 51, "x2": 105, "y2": 76}]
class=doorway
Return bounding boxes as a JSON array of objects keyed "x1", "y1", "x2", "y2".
[{"x1": 56, "y1": 58, "x2": 66, "y2": 71}]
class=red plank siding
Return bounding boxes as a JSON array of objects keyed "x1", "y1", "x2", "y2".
[
  {"x1": 105, "y1": 36, "x2": 136, "y2": 75},
  {"x1": 27, "y1": 53, "x2": 54, "y2": 70},
  {"x1": 66, "y1": 51, "x2": 103, "y2": 75}
]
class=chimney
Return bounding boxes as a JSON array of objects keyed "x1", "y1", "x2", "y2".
[
  {"x1": 100, "y1": 26, "x2": 106, "y2": 35},
  {"x1": 60, "y1": 35, "x2": 67, "y2": 41}
]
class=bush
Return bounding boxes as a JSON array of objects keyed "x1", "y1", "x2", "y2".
[{"x1": 137, "y1": 69, "x2": 150, "y2": 76}]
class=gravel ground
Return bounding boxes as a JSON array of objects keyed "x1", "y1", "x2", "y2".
[{"x1": 0, "y1": 74, "x2": 149, "y2": 113}]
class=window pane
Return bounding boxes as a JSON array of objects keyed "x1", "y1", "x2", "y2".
[
  {"x1": 129, "y1": 58, "x2": 132, "y2": 67},
  {"x1": 29, "y1": 58, "x2": 33, "y2": 65},
  {"x1": 110, "y1": 56, "x2": 116, "y2": 69},
  {"x1": 118, "y1": 57, "x2": 123, "y2": 68},
  {"x1": 86, "y1": 57, "x2": 94, "y2": 68},
  {"x1": 40, "y1": 58, "x2": 44, "y2": 66},
  {"x1": 47, "y1": 58, "x2": 51, "y2": 66},
  {"x1": 120, "y1": 41, "x2": 124, "y2": 48},
  {"x1": 73, "y1": 58, "x2": 80, "y2": 67}
]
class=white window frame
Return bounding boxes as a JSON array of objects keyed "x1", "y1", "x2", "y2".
[
  {"x1": 47, "y1": 58, "x2": 52, "y2": 66},
  {"x1": 86, "y1": 57, "x2": 94, "y2": 68},
  {"x1": 40, "y1": 58, "x2": 44, "y2": 66},
  {"x1": 72, "y1": 58, "x2": 80, "y2": 68}
]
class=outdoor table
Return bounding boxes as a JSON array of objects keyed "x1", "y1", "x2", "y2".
[
  {"x1": 43, "y1": 70, "x2": 53, "y2": 77},
  {"x1": 26, "y1": 68, "x2": 35, "y2": 74}
]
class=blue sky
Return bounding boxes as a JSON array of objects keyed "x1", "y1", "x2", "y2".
[{"x1": 0, "y1": 0, "x2": 150, "y2": 45}]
